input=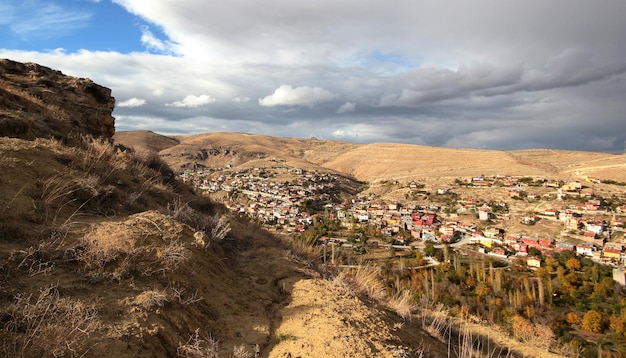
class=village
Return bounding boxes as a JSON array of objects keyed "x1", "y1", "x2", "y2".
[{"x1": 179, "y1": 166, "x2": 626, "y2": 279}]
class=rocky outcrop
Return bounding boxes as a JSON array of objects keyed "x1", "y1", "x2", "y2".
[{"x1": 0, "y1": 58, "x2": 115, "y2": 140}]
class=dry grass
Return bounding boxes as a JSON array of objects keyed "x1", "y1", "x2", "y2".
[
  {"x1": 162, "y1": 199, "x2": 231, "y2": 248},
  {"x1": 2, "y1": 285, "x2": 99, "y2": 357},
  {"x1": 133, "y1": 289, "x2": 169, "y2": 311},
  {"x1": 331, "y1": 265, "x2": 419, "y2": 320},
  {"x1": 332, "y1": 266, "x2": 387, "y2": 301},
  {"x1": 386, "y1": 289, "x2": 417, "y2": 320},
  {"x1": 421, "y1": 303, "x2": 452, "y2": 341},
  {"x1": 1, "y1": 83, "x2": 69, "y2": 121},
  {"x1": 511, "y1": 315, "x2": 554, "y2": 351},
  {"x1": 76, "y1": 222, "x2": 135, "y2": 269},
  {"x1": 159, "y1": 240, "x2": 191, "y2": 271}
]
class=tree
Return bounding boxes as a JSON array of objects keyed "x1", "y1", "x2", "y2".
[
  {"x1": 582, "y1": 309, "x2": 603, "y2": 333},
  {"x1": 609, "y1": 315, "x2": 626, "y2": 335},
  {"x1": 475, "y1": 282, "x2": 491, "y2": 302},
  {"x1": 566, "y1": 312, "x2": 580, "y2": 325},
  {"x1": 424, "y1": 243, "x2": 436, "y2": 257},
  {"x1": 511, "y1": 315, "x2": 534, "y2": 342},
  {"x1": 527, "y1": 247, "x2": 542, "y2": 257},
  {"x1": 565, "y1": 257, "x2": 581, "y2": 271}
]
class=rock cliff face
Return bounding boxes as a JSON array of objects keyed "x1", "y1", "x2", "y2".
[{"x1": 0, "y1": 58, "x2": 115, "y2": 139}]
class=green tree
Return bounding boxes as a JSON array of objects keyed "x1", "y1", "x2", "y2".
[{"x1": 424, "y1": 243, "x2": 436, "y2": 257}]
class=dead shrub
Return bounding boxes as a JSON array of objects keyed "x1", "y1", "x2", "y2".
[
  {"x1": 162, "y1": 200, "x2": 230, "y2": 247},
  {"x1": 232, "y1": 344, "x2": 254, "y2": 358},
  {"x1": 134, "y1": 289, "x2": 169, "y2": 311},
  {"x1": 170, "y1": 286, "x2": 204, "y2": 305},
  {"x1": 159, "y1": 240, "x2": 191, "y2": 271},
  {"x1": 511, "y1": 315, "x2": 554, "y2": 350},
  {"x1": 2, "y1": 285, "x2": 99, "y2": 357},
  {"x1": 77, "y1": 222, "x2": 135, "y2": 268},
  {"x1": 177, "y1": 328, "x2": 219, "y2": 358},
  {"x1": 211, "y1": 215, "x2": 231, "y2": 242}
]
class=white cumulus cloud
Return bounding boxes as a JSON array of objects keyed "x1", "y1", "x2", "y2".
[
  {"x1": 259, "y1": 85, "x2": 335, "y2": 108},
  {"x1": 166, "y1": 95, "x2": 216, "y2": 108},
  {"x1": 117, "y1": 97, "x2": 146, "y2": 108},
  {"x1": 140, "y1": 26, "x2": 175, "y2": 53}
]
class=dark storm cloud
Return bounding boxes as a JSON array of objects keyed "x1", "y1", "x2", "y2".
[{"x1": 3, "y1": 0, "x2": 626, "y2": 152}]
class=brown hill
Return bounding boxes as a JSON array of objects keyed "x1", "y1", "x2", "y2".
[
  {"x1": 116, "y1": 131, "x2": 626, "y2": 185},
  {"x1": 113, "y1": 130, "x2": 180, "y2": 153}
]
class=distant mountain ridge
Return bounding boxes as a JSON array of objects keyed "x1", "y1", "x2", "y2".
[{"x1": 115, "y1": 130, "x2": 626, "y2": 184}]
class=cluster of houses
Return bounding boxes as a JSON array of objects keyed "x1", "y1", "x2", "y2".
[
  {"x1": 180, "y1": 166, "x2": 346, "y2": 232},
  {"x1": 178, "y1": 168, "x2": 626, "y2": 269}
]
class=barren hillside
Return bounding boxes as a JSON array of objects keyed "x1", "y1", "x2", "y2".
[{"x1": 116, "y1": 131, "x2": 626, "y2": 186}]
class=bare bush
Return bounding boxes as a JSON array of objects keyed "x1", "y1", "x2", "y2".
[
  {"x1": 170, "y1": 286, "x2": 204, "y2": 305},
  {"x1": 134, "y1": 289, "x2": 169, "y2": 311},
  {"x1": 177, "y1": 329, "x2": 219, "y2": 358},
  {"x1": 76, "y1": 223, "x2": 135, "y2": 268},
  {"x1": 2, "y1": 286, "x2": 99, "y2": 357},
  {"x1": 160, "y1": 240, "x2": 191, "y2": 271},
  {"x1": 162, "y1": 200, "x2": 231, "y2": 247},
  {"x1": 211, "y1": 215, "x2": 230, "y2": 242},
  {"x1": 232, "y1": 344, "x2": 253, "y2": 358}
]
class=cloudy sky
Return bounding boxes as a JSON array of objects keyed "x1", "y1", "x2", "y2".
[{"x1": 1, "y1": 0, "x2": 626, "y2": 152}]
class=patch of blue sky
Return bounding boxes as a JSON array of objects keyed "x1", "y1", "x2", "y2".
[
  {"x1": 0, "y1": 0, "x2": 149, "y2": 54},
  {"x1": 354, "y1": 51, "x2": 420, "y2": 73}
]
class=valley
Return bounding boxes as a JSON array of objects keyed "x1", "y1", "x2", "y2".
[{"x1": 116, "y1": 130, "x2": 626, "y2": 357}]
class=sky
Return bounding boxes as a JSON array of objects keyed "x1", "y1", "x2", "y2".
[{"x1": 1, "y1": 0, "x2": 626, "y2": 153}]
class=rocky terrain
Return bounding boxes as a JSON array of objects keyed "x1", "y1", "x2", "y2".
[{"x1": 0, "y1": 59, "x2": 115, "y2": 140}]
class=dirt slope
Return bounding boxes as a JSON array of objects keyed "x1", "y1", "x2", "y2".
[
  {"x1": 113, "y1": 130, "x2": 180, "y2": 153},
  {"x1": 1, "y1": 134, "x2": 453, "y2": 357}
]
